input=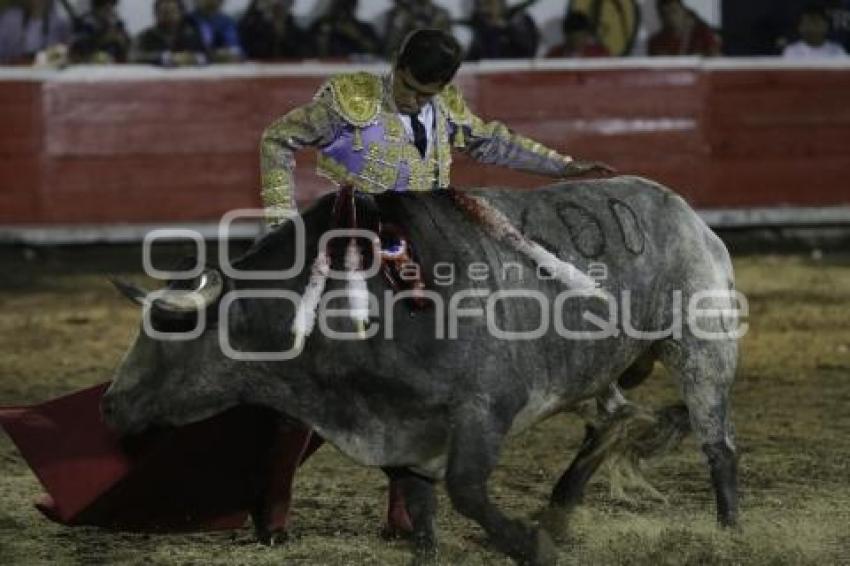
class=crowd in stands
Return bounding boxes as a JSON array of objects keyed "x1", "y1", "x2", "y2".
[{"x1": 0, "y1": 0, "x2": 847, "y2": 66}]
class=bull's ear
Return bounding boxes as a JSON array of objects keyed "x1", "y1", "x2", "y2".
[{"x1": 109, "y1": 277, "x2": 148, "y2": 306}]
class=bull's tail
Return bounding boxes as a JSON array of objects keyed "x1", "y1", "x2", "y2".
[
  {"x1": 602, "y1": 402, "x2": 691, "y2": 502},
  {"x1": 551, "y1": 399, "x2": 690, "y2": 515}
]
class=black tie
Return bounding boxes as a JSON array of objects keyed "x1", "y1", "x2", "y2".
[{"x1": 407, "y1": 113, "x2": 427, "y2": 158}]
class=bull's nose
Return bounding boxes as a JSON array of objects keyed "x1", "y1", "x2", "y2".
[
  {"x1": 100, "y1": 391, "x2": 145, "y2": 435},
  {"x1": 100, "y1": 396, "x2": 115, "y2": 421}
]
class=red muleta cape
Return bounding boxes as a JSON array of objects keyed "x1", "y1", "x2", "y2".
[{"x1": 0, "y1": 383, "x2": 319, "y2": 532}]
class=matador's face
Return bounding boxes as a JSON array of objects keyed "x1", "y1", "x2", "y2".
[{"x1": 392, "y1": 66, "x2": 446, "y2": 115}]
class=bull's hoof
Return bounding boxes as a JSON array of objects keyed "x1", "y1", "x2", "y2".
[
  {"x1": 409, "y1": 546, "x2": 439, "y2": 566},
  {"x1": 504, "y1": 521, "x2": 558, "y2": 566},
  {"x1": 718, "y1": 512, "x2": 739, "y2": 529},
  {"x1": 380, "y1": 523, "x2": 414, "y2": 541},
  {"x1": 522, "y1": 528, "x2": 558, "y2": 566},
  {"x1": 534, "y1": 506, "x2": 570, "y2": 544},
  {"x1": 255, "y1": 527, "x2": 288, "y2": 547}
]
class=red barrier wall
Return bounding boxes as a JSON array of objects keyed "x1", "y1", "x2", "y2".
[{"x1": 1, "y1": 61, "x2": 848, "y2": 225}]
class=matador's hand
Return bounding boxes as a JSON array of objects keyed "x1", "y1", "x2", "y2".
[{"x1": 563, "y1": 160, "x2": 617, "y2": 177}]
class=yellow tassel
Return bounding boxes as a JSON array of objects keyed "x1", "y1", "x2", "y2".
[
  {"x1": 454, "y1": 125, "x2": 466, "y2": 148},
  {"x1": 353, "y1": 128, "x2": 364, "y2": 151}
]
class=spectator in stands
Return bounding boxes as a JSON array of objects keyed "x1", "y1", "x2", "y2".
[
  {"x1": 546, "y1": 11, "x2": 610, "y2": 58},
  {"x1": 132, "y1": 0, "x2": 207, "y2": 66},
  {"x1": 825, "y1": 0, "x2": 850, "y2": 52},
  {"x1": 238, "y1": 0, "x2": 310, "y2": 60},
  {"x1": 69, "y1": 0, "x2": 131, "y2": 63},
  {"x1": 648, "y1": 0, "x2": 720, "y2": 57},
  {"x1": 310, "y1": 0, "x2": 380, "y2": 60},
  {"x1": 0, "y1": 0, "x2": 71, "y2": 64},
  {"x1": 465, "y1": 0, "x2": 540, "y2": 60},
  {"x1": 383, "y1": 0, "x2": 453, "y2": 58},
  {"x1": 188, "y1": 0, "x2": 243, "y2": 62},
  {"x1": 783, "y1": 4, "x2": 847, "y2": 58}
]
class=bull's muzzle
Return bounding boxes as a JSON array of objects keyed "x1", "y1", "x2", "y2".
[{"x1": 99, "y1": 390, "x2": 139, "y2": 435}]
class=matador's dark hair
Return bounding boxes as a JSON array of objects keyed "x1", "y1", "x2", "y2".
[
  {"x1": 656, "y1": 0, "x2": 683, "y2": 9},
  {"x1": 395, "y1": 29, "x2": 463, "y2": 86},
  {"x1": 799, "y1": 2, "x2": 830, "y2": 22}
]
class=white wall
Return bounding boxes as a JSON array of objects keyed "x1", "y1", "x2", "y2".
[{"x1": 74, "y1": 0, "x2": 720, "y2": 55}]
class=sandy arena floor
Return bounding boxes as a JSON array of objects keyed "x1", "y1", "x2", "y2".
[{"x1": 0, "y1": 247, "x2": 848, "y2": 565}]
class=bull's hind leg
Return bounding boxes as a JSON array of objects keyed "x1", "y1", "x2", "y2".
[
  {"x1": 548, "y1": 385, "x2": 630, "y2": 511},
  {"x1": 659, "y1": 336, "x2": 738, "y2": 526},
  {"x1": 445, "y1": 410, "x2": 556, "y2": 566},
  {"x1": 549, "y1": 423, "x2": 606, "y2": 511}
]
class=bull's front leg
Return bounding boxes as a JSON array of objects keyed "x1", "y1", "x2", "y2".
[
  {"x1": 252, "y1": 418, "x2": 322, "y2": 545},
  {"x1": 444, "y1": 408, "x2": 557, "y2": 566},
  {"x1": 384, "y1": 468, "x2": 438, "y2": 564}
]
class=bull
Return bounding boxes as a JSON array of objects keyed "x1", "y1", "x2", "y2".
[{"x1": 103, "y1": 176, "x2": 740, "y2": 566}]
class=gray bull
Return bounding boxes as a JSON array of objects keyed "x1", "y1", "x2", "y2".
[{"x1": 103, "y1": 176, "x2": 739, "y2": 566}]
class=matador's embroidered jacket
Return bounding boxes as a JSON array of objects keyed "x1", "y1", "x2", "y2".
[{"x1": 260, "y1": 71, "x2": 575, "y2": 224}]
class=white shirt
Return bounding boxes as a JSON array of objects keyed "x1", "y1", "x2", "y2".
[
  {"x1": 783, "y1": 40, "x2": 847, "y2": 59},
  {"x1": 398, "y1": 102, "x2": 436, "y2": 158}
]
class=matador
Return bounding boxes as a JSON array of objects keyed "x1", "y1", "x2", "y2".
[{"x1": 253, "y1": 29, "x2": 613, "y2": 545}]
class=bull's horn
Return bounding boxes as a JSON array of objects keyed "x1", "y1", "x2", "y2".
[
  {"x1": 153, "y1": 268, "x2": 224, "y2": 314},
  {"x1": 110, "y1": 277, "x2": 148, "y2": 306}
]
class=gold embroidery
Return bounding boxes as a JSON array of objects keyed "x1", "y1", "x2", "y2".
[
  {"x1": 360, "y1": 143, "x2": 397, "y2": 191},
  {"x1": 379, "y1": 167, "x2": 397, "y2": 189},
  {"x1": 261, "y1": 182, "x2": 293, "y2": 224},
  {"x1": 261, "y1": 185, "x2": 291, "y2": 208},
  {"x1": 470, "y1": 114, "x2": 494, "y2": 138},
  {"x1": 326, "y1": 72, "x2": 383, "y2": 127},
  {"x1": 515, "y1": 134, "x2": 573, "y2": 167},
  {"x1": 261, "y1": 170, "x2": 287, "y2": 192},
  {"x1": 406, "y1": 148, "x2": 438, "y2": 192},
  {"x1": 437, "y1": 84, "x2": 472, "y2": 125},
  {"x1": 434, "y1": 105, "x2": 452, "y2": 187},
  {"x1": 384, "y1": 115, "x2": 405, "y2": 141},
  {"x1": 385, "y1": 144, "x2": 402, "y2": 164},
  {"x1": 454, "y1": 125, "x2": 465, "y2": 149},
  {"x1": 317, "y1": 154, "x2": 362, "y2": 189},
  {"x1": 438, "y1": 85, "x2": 472, "y2": 150}
]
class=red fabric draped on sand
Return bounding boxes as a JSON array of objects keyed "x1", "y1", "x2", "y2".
[{"x1": 0, "y1": 383, "x2": 320, "y2": 532}]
